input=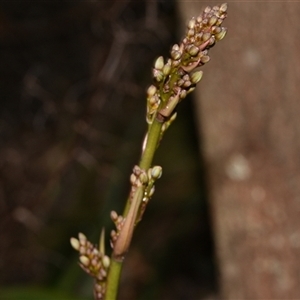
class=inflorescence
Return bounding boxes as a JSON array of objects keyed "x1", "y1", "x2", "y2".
[
  {"x1": 70, "y1": 4, "x2": 227, "y2": 300},
  {"x1": 70, "y1": 233, "x2": 110, "y2": 300},
  {"x1": 110, "y1": 165, "x2": 162, "y2": 249},
  {"x1": 147, "y1": 3, "x2": 227, "y2": 137}
]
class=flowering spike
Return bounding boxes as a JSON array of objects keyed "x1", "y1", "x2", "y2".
[
  {"x1": 147, "y1": 3, "x2": 227, "y2": 127},
  {"x1": 70, "y1": 4, "x2": 228, "y2": 299},
  {"x1": 70, "y1": 232, "x2": 111, "y2": 299}
]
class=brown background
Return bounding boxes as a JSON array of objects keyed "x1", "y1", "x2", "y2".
[{"x1": 179, "y1": 1, "x2": 300, "y2": 299}]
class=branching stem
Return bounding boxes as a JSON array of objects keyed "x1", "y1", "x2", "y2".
[{"x1": 105, "y1": 118, "x2": 163, "y2": 299}]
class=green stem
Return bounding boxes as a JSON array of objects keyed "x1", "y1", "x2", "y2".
[
  {"x1": 104, "y1": 259, "x2": 123, "y2": 300},
  {"x1": 139, "y1": 119, "x2": 163, "y2": 170},
  {"x1": 105, "y1": 118, "x2": 163, "y2": 300},
  {"x1": 122, "y1": 119, "x2": 163, "y2": 216}
]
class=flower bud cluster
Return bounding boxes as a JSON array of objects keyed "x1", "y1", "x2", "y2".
[
  {"x1": 110, "y1": 210, "x2": 125, "y2": 248},
  {"x1": 130, "y1": 165, "x2": 149, "y2": 189},
  {"x1": 109, "y1": 165, "x2": 150, "y2": 249},
  {"x1": 143, "y1": 165, "x2": 162, "y2": 203},
  {"x1": 129, "y1": 165, "x2": 161, "y2": 205},
  {"x1": 148, "y1": 3, "x2": 227, "y2": 126},
  {"x1": 138, "y1": 165, "x2": 163, "y2": 221},
  {"x1": 109, "y1": 164, "x2": 163, "y2": 243},
  {"x1": 70, "y1": 233, "x2": 110, "y2": 299},
  {"x1": 128, "y1": 165, "x2": 162, "y2": 222}
]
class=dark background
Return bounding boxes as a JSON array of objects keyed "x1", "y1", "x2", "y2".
[{"x1": 0, "y1": 1, "x2": 216, "y2": 299}]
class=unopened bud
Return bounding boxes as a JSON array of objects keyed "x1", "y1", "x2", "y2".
[
  {"x1": 196, "y1": 16, "x2": 202, "y2": 23},
  {"x1": 78, "y1": 232, "x2": 87, "y2": 243},
  {"x1": 191, "y1": 70, "x2": 203, "y2": 84},
  {"x1": 70, "y1": 237, "x2": 80, "y2": 250},
  {"x1": 201, "y1": 55, "x2": 210, "y2": 63},
  {"x1": 147, "y1": 85, "x2": 157, "y2": 97},
  {"x1": 149, "y1": 96, "x2": 157, "y2": 105},
  {"x1": 153, "y1": 69, "x2": 164, "y2": 82},
  {"x1": 220, "y1": 3, "x2": 228, "y2": 13},
  {"x1": 151, "y1": 166, "x2": 162, "y2": 179},
  {"x1": 204, "y1": 6, "x2": 211, "y2": 14},
  {"x1": 209, "y1": 15, "x2": 218, "y2": 26},
  {"x1": 154, "y1": 56, "x2": 164, "y2": 70},
  {"x1": 110, "y1": 210, "x2": 118, "y2": 222},
  {"x1": 171, "y1": 50, "x2": 182, "y2": 61},
  {"x1": 180, "y1": 89, "x2": 187, "y2": 99},
  {"x1": 183, "y1": 80, "x2": 192, "y2": 88},
  {"x1": 79, "y1": 255, "x2": 90, "y2": 267},
  {"x1": 212, "y1": 26, "x2": 221, "y2": 34},
  {"x1": 177, "y1": 79, "x2": 184, "y2": 87},
  {"x1": 139, "y1": 172, "x2": 148, "y2": 184},
  {"x1": 172, "y1": 44, "x2": 180, "y2": 51},
  {"x1": 187, "y1": 28, "x2": 195, "y2": 37},
  {"x1": 188, "y1": 45, "x2": 200, "y2": 56},
  {"x1": 172, "y1": 60, "x2": 180, "y2": 67},
  {"x1": 215, "y1": 28, "x2": 227, "y2": 41},
  {"x1": 102, "y1": 255, "x2": 110, "y2": 269},
  {"x1": 188, "y1": 18, "x2": 196, "y2": 30},
  {"x1": 163, "y1": 63, "x2": 172, "y2": 76},
  {"x1": 202, "y1": 32, "x2": 211, "y2": 42}
]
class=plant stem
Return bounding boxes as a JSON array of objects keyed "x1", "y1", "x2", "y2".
[
  {"x1": 123, "y1": 118, "x2": 163, "y2": 216},
  {"x1": 105, "y1": 117, "x2": 163, "y2": 300},
  {"x1": 139, "y1": 118, "x2": 163, "y2": 170},
  {"x1": 104, "y1": 259, "x2": 123, "y2": 300}
]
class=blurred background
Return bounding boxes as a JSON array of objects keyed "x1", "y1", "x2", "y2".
[
  {"x1": 1, "y1": 1, "x2": 300, "y2": 300},
  {"x1": 179, "y1": 1, "x2": 300, "y2": 299}
]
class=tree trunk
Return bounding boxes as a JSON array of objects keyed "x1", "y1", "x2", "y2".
[{"x1": 178, "y1": 2, "x2": 300, "y2": 298}]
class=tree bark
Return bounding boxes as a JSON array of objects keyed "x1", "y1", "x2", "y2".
[{"x1": 178, "y1": 2, "x2": 300, "y2": 298}]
